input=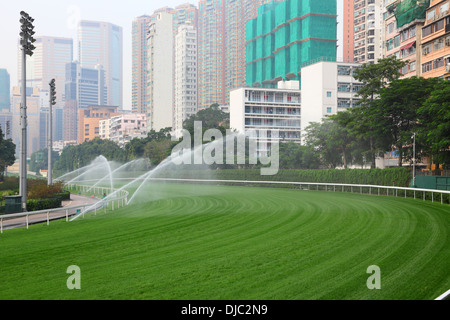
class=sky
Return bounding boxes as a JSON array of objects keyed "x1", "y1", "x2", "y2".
[{"x1": 0, "y1": 0, "x2": 344, "y2": 111}]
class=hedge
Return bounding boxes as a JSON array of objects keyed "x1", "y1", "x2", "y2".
[
  {"x1": 26, "y1": 198, "x2": 62, "y2": 212},
  {"x1": 154, "y1": 168, "x2": 413, "y2": 187}
]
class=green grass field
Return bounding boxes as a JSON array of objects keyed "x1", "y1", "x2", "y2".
[{"x1": 0, "y1": 183, "x2": 449, "y2": 300}]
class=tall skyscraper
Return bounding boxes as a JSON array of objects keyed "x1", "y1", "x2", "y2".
[
  {"x1": 342, "y1": 0, "x2": 355, "y2": 63},
  {"x1": 353, "y1": 0, "x2": 383, "y2": 64},
  {"x1": 78, "y1": 20, "x2": 123, "y2": 108},
  {"x1": 11, "y1": 87, "x2": 41, "y2": 156},
  {"x1": 147, "y1": 12, "x2": 175, "y2": 131},
  {"x1": 197, "y1": 0, "x2": 272, "y2": 110},
  {"x1": 246, "y1": 0, "x2": 337, "y2": 87},
  {"x1": 133, "y1": 5, "x2": 198, "y2": 118},
  {"x1": 63, "y1": 61, "x2": 107, "y2": 142},
  {"x1": 65, "y1": 61, "x2": 107, "y2": 109},
  {"x1": 0, "y1": 69, "x2": 10, "y2": 112},
  {"x1": 0, "y1": 69, "x2": 12, "y2": 140},
  {"x1": 17, "y1": 36, "x2": 73, "y2": 107},
  {"x1": 132, "y1": 15, "x2": 152, "y2": 115},
  {"x1": 197, "y1": 0, "x2": 226, "y2": 110},
  {"x1": 174, "y1": 24, "x2": 198, "y2": 137}
]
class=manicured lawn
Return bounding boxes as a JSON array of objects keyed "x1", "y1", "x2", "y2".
[{"x1": 1, "y1": 183, "x2": 449, "y2": 300}]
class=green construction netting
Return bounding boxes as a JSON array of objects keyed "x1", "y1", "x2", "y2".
[
  {"x1": 394, "y1": 0, "x2": 430, "y2": 28},
  {"x1": 246, "y1": 0, "x2": 336, "y2": 87}
]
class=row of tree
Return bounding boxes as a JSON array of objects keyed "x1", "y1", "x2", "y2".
[{"x1": 304, "y1": 57, "x2": 449, "y2": 169}]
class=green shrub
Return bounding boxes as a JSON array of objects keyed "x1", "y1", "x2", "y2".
[
  {"x1": 26, "y1": 198, "x2": 62, "y2": 212},
  {"x1": 158, "y1": 168, "x2": 412, "y2": 187}
]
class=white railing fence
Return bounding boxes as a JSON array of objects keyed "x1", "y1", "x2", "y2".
[
  {"x1": 107, "y1": 177, "x2": 450, "y2": 205},
  {"x1": 1, "y1": 178, "x2": 448, "y2": 233},
  {"x1": 0, "y1": 185, "x2": 128, "y2": 233}
]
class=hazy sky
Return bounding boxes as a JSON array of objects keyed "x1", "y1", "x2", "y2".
[{"x1": 0, "y1": 0, "x2": 344, "y2": 110}]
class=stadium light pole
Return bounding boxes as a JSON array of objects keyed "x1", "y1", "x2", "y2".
[
  {"x1": 48, "y1": 79, "x2": 56, "y2": 185},
  {"x1": 19, "y1": 11, "x2": 36, "y2": 211}
]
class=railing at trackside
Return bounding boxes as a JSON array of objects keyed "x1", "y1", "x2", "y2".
[
  {"x1": 102, "y1": 177, "x2": 450, "y2": 205},
  {"x1": 0, "y1": 185, "x2": 129, "y2": 233}
]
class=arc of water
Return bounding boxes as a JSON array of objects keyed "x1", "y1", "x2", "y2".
[
  {"x1": 55, "y1": 163, "x2": 97, "y2": 182},
  {"x1": 127, "y1": 136, "x2": 213, "y2": 205},
  {"x1": 96, "y1": 155, "x2": 114, "y2": 194},
  {"x1": 86, "y1": 159, "x2": 141, "y2": 193},
  {"x1": 70, "y1": 168, "x2": 154, "y2": 221},
  {"x1": 70, "y1": 133, "x2": 241, "y2": 221},
  {"x1": 64, "y1": 161, "x2": 106, "y2": 185}
]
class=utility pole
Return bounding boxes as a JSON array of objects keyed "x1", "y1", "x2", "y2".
[
  {"x1": 19, "y1": 11, "x2": 36, "y2": 211},
  {"x1": 48, "y1": 79, "x2": 56, "y2": 185}
]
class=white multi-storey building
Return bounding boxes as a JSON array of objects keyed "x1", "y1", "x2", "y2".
[
  {"x1": 353, "y1": 0, "x2": 384, "y2": 64},
  {"x1": 101, "y1": 113, "x2": 147, "y2": 147},
  {"x1": 300, "y1": 61, "x2": 363, "y2": 142},
  {"x1": 174, "y1": 24, "x2": 198, "y2": 138},
  {"x1": 147, "y1": 12, "x2": 174, "y2": 132},
  {"x1": 230, "y1": 81, "x2": 301, "y2": 154}
]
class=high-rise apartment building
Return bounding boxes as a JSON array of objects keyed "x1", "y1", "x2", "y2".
[
  {"x1": 197, "y1": 0, "x2": 267, "y2": 110},
  {"x1": 174, "y1": 24, "x2": 198, "y2": 137},
  {"x1": 246, "y1": 0, "x2": 337, "y2": 87},
  {"x1": 420, "y1": 0, "x2": 450, "y2": 80},
  {"x1": 343, "y1": 0, "x2": 355, "y2": 62},
  {"x1": 383, "y1": 0, "x2": 429, "y2": 77},
  {"x1": 353, "y1": 0, "x2": 383, "y2": 64},
  {"x1": 17, "y1": 36, "x2": 73, "y2": 107},
  {"x1": 132, "y1": 15, "x2": 152, "y2": 115},
  {"x1": 147, "y1": 12, "x2": 175, "y2": 132},
  {"x1": 78, "y1": 21, "x2": 123, "y2": 108}
]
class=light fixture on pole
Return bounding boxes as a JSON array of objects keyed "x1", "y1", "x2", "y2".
[
  {"x1": 48, "y1": 79, "x2": 56, "y2": 185},
  {"x1": 19, "y1": 10, "x2": 36, "y2": 211}
]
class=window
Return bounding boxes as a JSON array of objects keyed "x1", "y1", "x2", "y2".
[
  {"x1": 326, "y1": 91, "x2": 332, "y2": 97},
  {"x1": 386, "y1": 23, "x2": 394, "y2": 35},
  {"x1": 394, "y1": 35, "x2": 401, "y2": 48},
  {"x1": 338, "y1": 83, "x2": 351, "y2": 92},
  {"x1": 440, "y1": 3, "x2": 449, "y2": 14},
  {"x1": 422, "y1": 61, "x2": 433, "y2": 73},
  {"x1": 326, "y1": 107, "x2": 332, "y2": 113},
  {"x1": 427, "y1": 10, "x2": 435, "y2": 21},
  {"x1": 337, "y1": 98, "x2": 351, "y2": 108}
]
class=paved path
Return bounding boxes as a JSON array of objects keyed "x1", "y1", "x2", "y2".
[{"x1": 1, "y1": 194, "x2": 100, "y2": 231}]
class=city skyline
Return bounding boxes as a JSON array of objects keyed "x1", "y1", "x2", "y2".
[
  {"x1": 0, "y1": 1, "x2": 344, "y2": 112},
  {"x1": 0, "y1": 0, "x2": 200, "y2": 112}
]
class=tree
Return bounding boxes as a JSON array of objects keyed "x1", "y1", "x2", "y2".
[
  {"x1": 30, "y1": 148, "x2": 60, "y2": 174},
  {"x1": 417, "y1": 80, "x2": 450, "y2": 168},
  {"x1": 305, "y1": 118, "x2": 354, "y2": 169},
  {"x1": 182, "y1": 104, "x2": 229, "y2": 141},
  {"x1": 374, "y1": 77, "x2": 439, "y2": 167},
  {"x1": 54, "y1": 138, "x2": 126, "y2": 173},
  {"x1": 143, "y1": 139, "x2": 174, "y2": 166},
  {"x1": 278, "y1": 142, "x2": 320, "y2": 169},
  {"x1": 351, "y1": 56, "x2": 408, "y2": 168},
  {"x1": 353, "y1": 56, "x2": 407, "y2": 103},
  {"x1": 0, "y1": 127, "x2": 16, "y2": 181}
]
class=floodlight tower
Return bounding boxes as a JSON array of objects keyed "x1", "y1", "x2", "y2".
[
  {"x1": 48, "y1": 79, "x2": 56, "y2": 185},
  {"x1": 19, "y1": 10, "x2": 36, "y2": 211}
]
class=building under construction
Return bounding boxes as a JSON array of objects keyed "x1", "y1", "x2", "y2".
[{"x1": 245, "y1": 0, "x2": 337, "y2": 88}]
